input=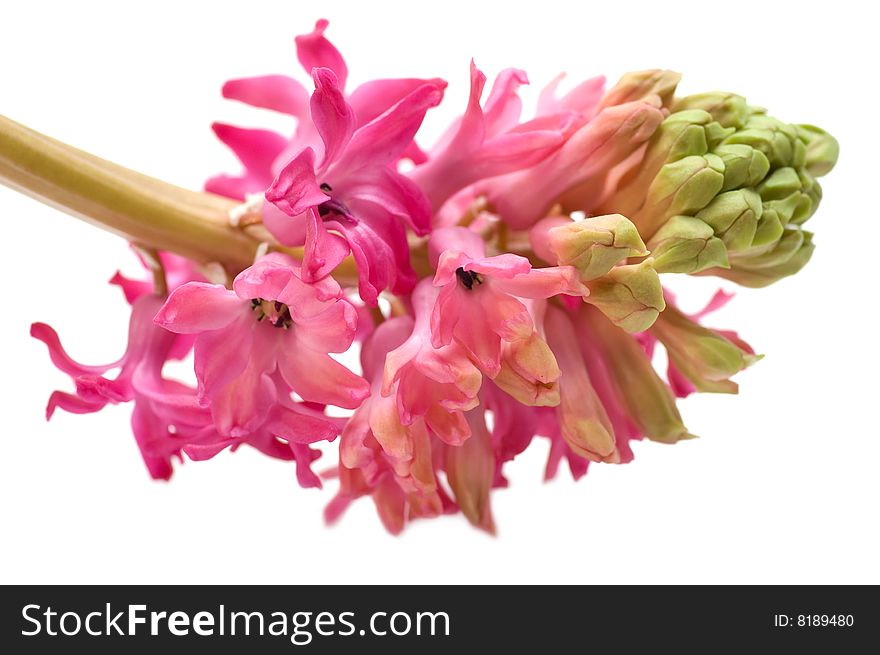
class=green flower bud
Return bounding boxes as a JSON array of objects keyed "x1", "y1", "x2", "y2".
[
  {"x1": 748, "y1": 210, "x2": 785, "y2": 252},
  {"x1": 695, "y1": 188, "x2": 762, "y2": 251},
  {"x1": 722, "y1": 114, "x2": 803, "y2": 168},
  {"x1": 651, "y1": 303, "x2": 761, "y2": 394},
  {"x1": 599, "y1": 88, "x2": 836, "y2": 287},
  {"x1": 598, "y1": 69, "x2": 681, "y2": 111},
  {"x1": 796, "y1": 124, "x2": 840, "y2": 177},
  {"x1": 715, "y1": 143, "x2": 770, "y2": 191},
  {"x1": 671, "y1": 92, "x2": 750, "y2": 129},
  {"x1": 609, "y1": 110, "x2": 730, "y2": 217},
  {"x1": 580, "y1": 305, "x2": 694, "y2": 444},
  {"x1": 648, "y1": 215, "x2": 730, "y2": 274},
  {"x1": 546, "y1": 213, "x2": 647, "y2": 280},
  {"x1": 709, "y1": 229, "x2": 814, "y2": 287},
  {"x1": 757, "y1": 167, "x2": 801, "y2": 200},
  {"x1": 584, "y1": 258, "x2": 666, "y2": 333},
  {"x1": 634, "y1": 153, "x2": 726, "y2": 238}
]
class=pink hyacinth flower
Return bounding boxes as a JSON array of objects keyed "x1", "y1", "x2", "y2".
[
  {"x1": 408, "y1": 61, "x2": 573, "y2": 213},
  {"x1": 154, "y1": 253, "x2": 369, "y2": 437},
  {"x1": 31, "y1": 251, "x2": 208, "y2": 479},
  {"x1": 32, "y1": 295, "x2": 189, "y2": 480},
  {"x1": 330, "y1": 318, "x2": 445, "y2": 534},
  {"x1": 382, "y1": 279, "x2": 482, "y2": 445},
  {"x1": 428, "y1": 227, "x2": 586, "y2": 377},
  {"x1": 207, "y1": 19, "x2": 437, "y2": 201},
  {"x1": 265, "y1": 68, "x2": 445, "y2": 305}
]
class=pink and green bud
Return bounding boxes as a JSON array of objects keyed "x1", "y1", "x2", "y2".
[
  {"x1": 597, "y1": 69, "x2": 682, "y2": 111},
  {"x1": 579, "y1": 306, "x2": 693, "y2": 444},
  {"x1": 446, "y1": 411, "x2": 496, "y2": 534},
  {"x1": 584, "y1": 259, "x2": 665, "y2": 333},
  {"x1": 545, "y1": 307, "x2": 618, "y2": 463},
  {"x1": 650, "y1": 302, "x2": 761, "y2": 394},
  {"x1": 532, "y1": 213, "x2": 647, "y2": 279},
  {"x1": 493, "y1": 334, "x2": 561, "y2": 407}
]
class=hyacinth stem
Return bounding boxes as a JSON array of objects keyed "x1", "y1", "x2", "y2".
[{"x1": 0, "y1": 114, "x2": 361, "y2": 282}]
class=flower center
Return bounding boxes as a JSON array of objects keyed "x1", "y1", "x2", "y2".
[
  {"x1": 316, "y1": 183, "x2": 356, "y2": 223},
  {"x1": 455, "y1": 267, "x2": 482, "y2": 290},
  {"x1": 251, "y1": 298, "x2": 293, "y2": 329}
]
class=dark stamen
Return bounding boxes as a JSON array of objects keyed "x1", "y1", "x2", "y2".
[
  {"x1": 250, "y1": 298, "x2": 293, "y2": 329},
  {"x1": 320, "y1": 183, "x2": 333, "y2": 193},
  {"x1": 455, "y1": 267, "x2": 481, "y2": 290}
]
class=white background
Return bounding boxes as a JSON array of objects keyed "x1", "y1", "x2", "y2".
[{"x1": 1, "y1": 0, "x2": 877, "y2": 584}]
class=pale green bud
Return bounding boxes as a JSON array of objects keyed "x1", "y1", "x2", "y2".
[
  {"x1": 695, "y1": 188, "x2": 763, "y2": 251},
  {"x1": 584, "y1": 259, "x2": 665, "y2": 333},
  {"x1": 796, "y1": 124, "x2": 839, "y2": 177},
  {"x1": 671, "y1": 92, "x2": 750, "y2": 129},
  {"x1": 648, "y1": 215, "x2": 730, "y2": 274},
  {"x1": 714, "y1": 143, "x2": 770, "y2": 191},
  {"x1": 712, "y1": 229, "x2": 814, "y2": 287},
  {"x1": 722, "y1": 114, "x2": 803, "y2": 168},
  {"x1": 634, "y1": 153, "x2": 726, "y2": 238},
  {"x1": 546, "y1": 214, "x2": 648, "y2": 280},
  {"x1": 610, "y1": 110, "x2": 730, "y2": 217}
]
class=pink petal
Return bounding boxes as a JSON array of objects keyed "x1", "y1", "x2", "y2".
[
  {"x1": 31, "y1": 323, "x2": 120, "y2": 376},
  {"x1": 492, "y1": 266, "x2": 587, "y2": 299},
  {"x1": 46, "y1": 391, "x2": 105, "y2": 419},
  {"x1": 343, "y1": 168, "x2": 432, "y2": 235},
  {"x1": 278, "y1": 341, "x2": 369, "y2": 409},
  {"x1": 154, "y1": 283, "x2": 244, "y2": 334},
  {"x1": 310, "y1": 68, "x2": 355, "y2": 168},
  {"x1": 193, "y1": 315, "x2": 255, "y2": 401},
  {"x1": 465, "y1": 253, "x2": 533, "y2": 279},
  {"x1": 537, "y1": 73, "x2": 605, "y2": 118},
  {"x1": 693, "y1": 289, "x2": 735, "y2": 320},
  {"x1": 222, "y1": 75, "x2": 310, "y2": 117},
  {"x1": 349, "y1": 77, "x2": 445, "y2": 127},
  {"x1": 265, "y1": 148, "x2": 329, "y2": 217},
  {"x1": 335, "y1": 81, "x2": 445, "y2": 172},
  {"x1": 483, "y1": 68, "x2": 528, "y2": 137},
  {"x1": 130, "y1": 403, "x2": 177, "y2": 480},
  {"x1": 429, "y1": 227, "x2": 487, "y2": 268},
  {"x1": 302, "y1": 208, "x2": 350, "y2": 281},
  {"x1": 287, "y1": 302, "x2": 357, "y2": 354},
  {"x1": 232, "y1": 254, "x2": 302, "y2": 303},
  {"x1": 291, "y1": 443, "x2": 323, "y2": 488},
  {"x1": 266, "y1": 405, "x2": 340, "y2": 444},
  {"x1": 449, "y1": 60, "x2": 488, "y2": 153},
  {"x1": 204, "y1": 174, "x2": 256, "y2": 201},
  {"x1": 209, "y1": 123, "x2": 288, "y2": 184},
  {"x1": 109, "y1": 271, "x2": 151, "y2": 305},
  {"x1": 262, "y1": 201, "x2": 307, "y2": 246},
  {"x1": 211, "y1": 367, "x2": 276, "y2": 437},
  {"x1": 295, "y1": 18, "x2": 348, "y2": 90}
]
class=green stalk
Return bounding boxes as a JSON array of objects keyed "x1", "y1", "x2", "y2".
[{"x1": 0, "y1": 114, "x2": 263, "y2": 273}]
